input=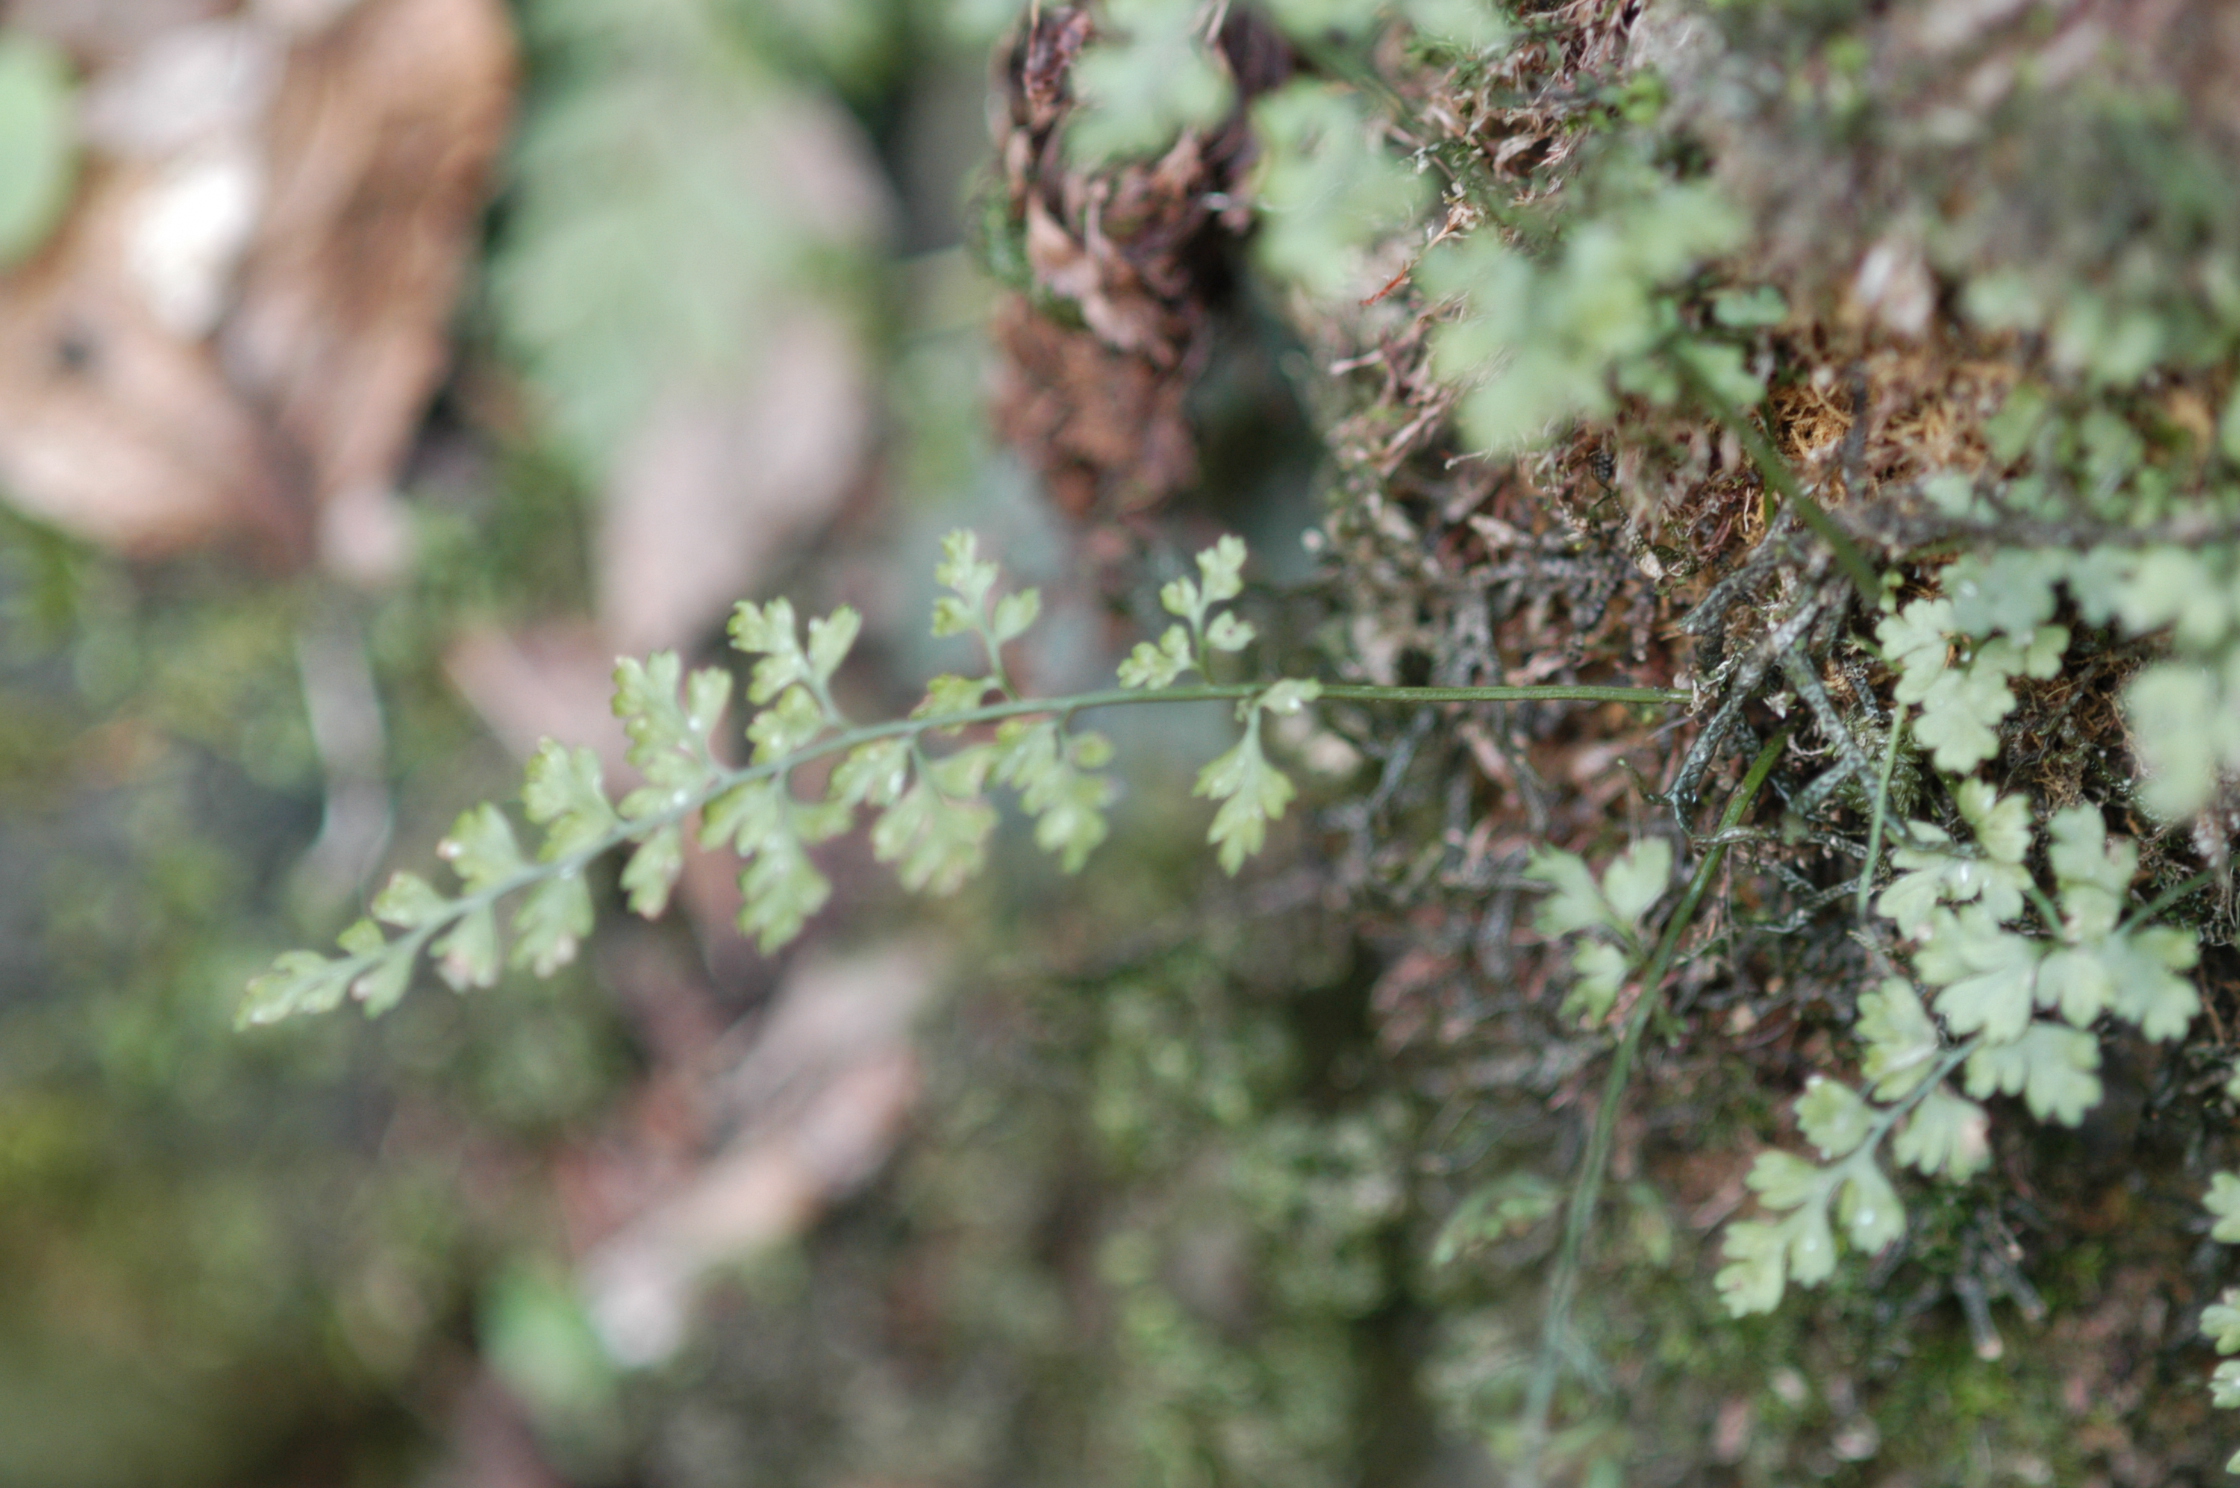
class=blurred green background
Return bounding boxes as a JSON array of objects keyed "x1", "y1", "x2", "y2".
[{"x1": 0, "y1": 2, "x2": 1408, "y2": 1484}]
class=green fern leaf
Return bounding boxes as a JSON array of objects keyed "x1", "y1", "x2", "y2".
[
  {"x1": 1195, "y1": 725, "x2": 1297, "y2": 875},
  {"x1": 1892, "y1": 1086, "x2": 1990, "y2": 1181},
  {"x1": 524, "y1": 742, "x2": 619, "y2": 858},
  {"x1": 432, "y1": 905, "x2": 502, "y2": 991},
  {"x1": 510, "y1": 874, "x2": 594, "y2": 977},
  {"x1": 620, "y1": 825, "x2": 685, "y2": 918}
]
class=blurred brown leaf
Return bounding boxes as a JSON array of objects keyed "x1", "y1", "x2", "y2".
[
  {"x1": 578, "y1": 942, "x2": 941, "y2": 1365},
  {"x1": 417, "y1": 1374, "x2": 569, "y2": 1488},
  {"x1": 0, "y1": 159, "x2": 295, "y2": 555},
  {"x1": 443, "y1": 620, "x2": 630, "y2": 777},
  {"x1": 0, "y1": 0, "x2": 513, "y2": 567},
  {"x1": 225, "y1": 0, "x2": 514, "y2": 565},
  {"x1": 991, "y1": 293, "x2": 1195, "y2": 518},
  {"x1": 597, "y1": 306, "x2": 873, "y2": 656},
  {"x1": 1, "y1": 0, "x2": 229, "y2": 63},
  {"x1": 985, "y1": 6, "x2": 1291, "y2": 520}
]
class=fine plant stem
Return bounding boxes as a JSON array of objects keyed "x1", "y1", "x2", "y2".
[
  {"x1": 1676, "y1": 360, "x2": 1884, "y2": 606},
  {"x1": 2122, "y1": 869, "x2": 2216, "y2": 934},
  {"x1": 274, "y1": 680, "x2": 1689, "y2": 1014},
  {"x1": 1517, "y1": 730, "x2": 1789, "y2": 1487},
  {"x1": 1856, "y1": 705, "x2": 1906, "y2": 922},
  {"x1": 1866, "y1": 1041, "x2": 1979, "y2": 1150},
  {"x1": 1312, "y1": 684, "x2": 1686, "y2": 706},
  {"x1": 1801, "y1": 1039, "x2": 1980, "y2": 1244}
]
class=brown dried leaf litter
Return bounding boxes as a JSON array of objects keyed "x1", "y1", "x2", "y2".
[
  {"x1": 986, "y1": 5, "x2": 1293, "y2": 520},
  {"x1": 0, "y1": 0, "x2": 515, "y2": 571}
]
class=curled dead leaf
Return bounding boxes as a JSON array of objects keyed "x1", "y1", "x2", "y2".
[{"x1": 0, "y1": 0, "x2": 513, "y2": 568}]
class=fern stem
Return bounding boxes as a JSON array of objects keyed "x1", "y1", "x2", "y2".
[
  {"x1": 267, "y1": 679, "x2": 1690, "y2": 1022},
  {"x1": 1858, "y1": 1040, "x2": 1979, "y2": 1156},
  {"x1": 1517, "y1": 729, "x2": 1789, "y2": 1487},
  {"x1": 1855, "y1": 706, "x2": 1907, "y2": 922},
  {"x1": 1314, "y1": 683, "x2": 1687, "y2": 706},
  {"x1": 2121, "y1": 869, "x2": 2215, "y2": 934},
  {"x1": 1676, "y1": 358, "x2": 1884, "y2": 606}
]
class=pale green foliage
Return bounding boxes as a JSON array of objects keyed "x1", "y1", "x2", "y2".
[
  {"x1": 1528, "y1": 838, "x2": 1673, "y2": 941},
  {"x1": 1963, "y1": 276, "x2": 2172, "y2": 383},
  {"x1": 243, "y1": 533, "x2": 1339, "y2": 1024},
  {"x1": 932, "y1": 529, "x2": 1000, "y2": 634},
  {"x1": 2201, "y1": 1175, "x2": 2240, "y2": 1468},
  {"x1": 1195, "y1": 681, "x2": 1321, "y2": 875},
  {"x1": 1897, "y1": 538, "x2": 2240, "y2": 818},
  {"x1": 923, "y1": 530, "x2": 1035, "y2": 704},
  {"x1": 1525, "y1": 837, "x2": 1673, "y2": 1025},
  {"x1": 1719, "y1": 798, "x2": 2199, "y2": 1316},
  {"x1": 2208, "y1": 1292, "x2": 2240, "y2": 1353},
  {"x1": 243, "y1": 952, "x2": 353, "y2": 1025},
  {"x1": 1876, "y1": 598, "x2": 2067, "y2": 774},
  {"x1": 1795, "y1": 1076, "x2": 1873, "y2": 1160},
  {"x1": 1419, "y1": 166, "x2": 1747, "y2": 453},
  {"x1": 338, "y1": 920, "x2": 411, "y2": 1015},
  {"x1": 1875, "y1": 780, "x2": 2032, "y2": 937},
  {"x1": 1711, "y1": 285, "x2": 1788, "y2": 328},
  {"x1": 371, "y1": 871, "x2": 449, "y2": 928},
  {"x1": 869, "y1": 772, "x2": 999, "y2": 894},
  {"x1": 2125, "y1": 664, "x2": 2232, "y2": 818},
  {"x1": 1962, "y1": 1023, "x2": 2101, "y2": 1125},
  {"x1": 1069, "y1": 0, "x2": 1510, "y2": 175},
  {"x1": 1119, "y1": 534, "x2": 1255, "y2": 688},
  {"x1": 1525, "y1": 848, "x2": 1607, "y2": 938},
  {"x1": 524, "y1": 743, "x2": 619, "y2": 857},
  {"x1": 1716, "y1": 1154, "x2": 1843, "y2": 1315},
  {"x1": 433, "y1": 901, "x2": 503, "y2": 990},
  {"x1": 1565, "y1": 942, "x2": 1629, "y2": 1024},
  {"x1": 2209, "y1": 1172, "x2": 2240, "y2": 1243},
  {"x1": 1716, "y1": 1065, "x2": 1945, "y2": 1318},
  {"x1": 1116, "y1": 627, "x2": 1196, "y2": 690},
  {"x1": 1029, "y1": 0, "x2": 2233, "y2": 1445},
  {"x1": 493, "y1": 0, "x2": 882, "y2": 466},
  {"x1": 1904, "y1": 801, "x2": 2197, "y2": 1048},
  {"x1": 0, "y1": 30, "x2": 76, "y2": 269},
  {"x1": 1943, "y1": 550, "x2": 2067, "y2": 638},
  {"x1": 1171, "y1": 534, "x2": 1247, "y2": 626},
  {"x1": 1856, "y1": 978, "x2": 1940, "y2": 1100},
  {"x1": 2089, "y1": 538, "x2": 2240, "y2": 811},
  {"x1": 702, "y1": 780, "x2": 835, "y2": 949},
  {"x1": 1889, "y1": 1084, "x2": 1990, "y2": 1183},
  {"x1": 1056, "y1": 0, "x2": 1745, "y2": 453},
  {"x1": 511, "y1": 873, "x2": 595, "y2": 977},
  {"x1": 1601, "y1": 839, "x2": 1677, "y2": 926},
  {"x1": 1397, "y1": 0, "x2": 1512, "y2": 50},
  {"x1": 1249, "y1": 81, "x2": 1433, "y2": 297},
  {"x1": 730, "y1": 595, "x2": 857, "y2": 706},
  {"x1": 1920, "y1": 909, "x2": 2044, "y2": 1045},
  {"x1": 1264, "y1": 0, "x2": 1504, "y2": 41},
  {"x1": 1066, "y1": 0, "x2": 1233, "y2": 163},
  {"x1": 995, "y1": 720, "x2": 1117, "y2": 872}
]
